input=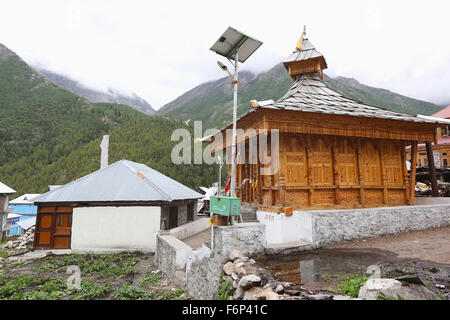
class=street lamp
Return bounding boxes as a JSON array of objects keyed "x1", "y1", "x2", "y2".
[{"x1": 210, "y1": 27, "x2": 262, "y2": 222}]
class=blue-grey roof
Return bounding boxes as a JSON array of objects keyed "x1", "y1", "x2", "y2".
[{"x1": 34, "y1": 160, "x2": 202, "y2": 204}]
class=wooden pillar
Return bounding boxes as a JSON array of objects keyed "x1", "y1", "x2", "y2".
[
  {"x1": 425, "y1": 142, "x2": 439, "y2": 197},
  {"x1": 331, "y1": 137, "x2": 341, "y2": 206},
  {"x1": 401, "y1": 142, "x2": 410, "y2": 204},
  {"x1": 355, "y1": 138, "x2": 365, "y2": 206},
  {"x1": 378, "y1": 140, "x2": 388, "y2": 204},
  {"x1": 409, "y1": 141, "x2": 418, "y2": 205},
  {"x1": 306, "y1": 135, "x2": 314, "y2": 207}
]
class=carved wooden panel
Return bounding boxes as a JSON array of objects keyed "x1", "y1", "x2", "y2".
[
  {"x1": 285, "y1": 190, "x2": 309, "y2": 207},
  {"x1": 310, "y1": 136, "x2": 333, "y2": 186},
  {"x1": 334, "y1": 138, "x2": 358, "y2": 185},
  {"x1": 358, "y1": 140, "x2": 382, "y2": 186},
  {"x1": 381, "y1": 140, "x2": 404, "y2": 187}
]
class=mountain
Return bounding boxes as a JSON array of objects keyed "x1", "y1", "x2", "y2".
[
  {"x1": 158, "y1": 63, "x2": 444, "y2": 129},
  {"x1": 0, "y1": 43, "x2": 215, "y2": 195},
  {"x1": 36, "y1": 68, "x2": 155, "y2": 115}
]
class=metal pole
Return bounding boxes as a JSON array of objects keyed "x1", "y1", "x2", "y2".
[
  {"x1": 425, "y1": 142, "x2": 439, "y2": 197},
  {"x1": 230, "y1": 52, "x2": 238, "y2": 224}
]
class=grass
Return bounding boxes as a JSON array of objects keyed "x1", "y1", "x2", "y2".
[
  {"x1": 138, "y1": 273, "x2": 163, "y2": 287},
  {"x1": 217, "y1": 275, "x2": 234, "y2": 300},
  {"x1": 328, "y1": 273, "x2": 369, "y2": 298},
  {"x1": 0, "y1": 252, "x2": 187, "y2": 300},
  {"x1": 0, "y1": 249, "x2": 8, "y2": 259}
]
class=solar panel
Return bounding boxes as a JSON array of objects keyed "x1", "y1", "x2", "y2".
[{"x1": 210, "y1": 27, "x2": 262, "y2": 63}]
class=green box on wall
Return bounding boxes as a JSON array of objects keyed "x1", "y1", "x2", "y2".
[{"x1": 209, "y1": 196, "x2": 241, "y2": 216}]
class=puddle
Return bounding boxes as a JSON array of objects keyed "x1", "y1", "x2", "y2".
[{"x1": 257, "y1": 248, "x2": 401, "y2": 285}]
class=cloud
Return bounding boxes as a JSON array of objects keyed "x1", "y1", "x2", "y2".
[{"x1": 1, "y1": 0, "x2": 449, "y2": 109}]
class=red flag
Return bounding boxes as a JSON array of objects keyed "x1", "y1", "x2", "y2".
[{"x1": 224, "y1": 176, "x2": 231, "y2": 194}]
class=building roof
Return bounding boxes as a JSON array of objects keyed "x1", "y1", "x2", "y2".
[
  {"x1": 432, "y1": 105, "x2": 450, "y2": 119},
  {"x1": 10, "y1": 194, "x2": 41, "y2": 205},
  {"x1": 283, "y1": 37, "x2": 324, "y2": 64},
  {"x1": 0, "y1": 182, "x2": 15, "y2": 194},
  {"x1": 34, "y1": 159, "x2": 202, "y2": 204},
  {"x1": 256, "y1": 73, "x2": 441, "y2": 123}
]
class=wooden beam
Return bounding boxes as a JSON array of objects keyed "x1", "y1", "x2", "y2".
[
  {"x1": 306, "y1": 135, "x2": 314, "y2": 207},
  {"x1": 355, "y1": 138, "x2": 365, "y2": 206},
  {"x1": 409, "y1": 141, "x2": 418, "y2": 205},
  {"x1": 377, "y1": 140, "x2": 388, "y2": 204},
  {"x1": 331, "y1": 137, "x2": 341, "y2": 206},
  {"x1": 425, "y1": 142, "x2": 439, "y2": 197},
  {"x1": 401, "y1": 141, "x2": 410, "y2": 204}
]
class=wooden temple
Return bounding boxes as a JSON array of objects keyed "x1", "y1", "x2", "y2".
[{"x1": 210, "y1": 28, "x2": 445, "y2": 212}]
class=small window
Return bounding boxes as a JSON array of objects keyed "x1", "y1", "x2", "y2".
[
  {"x1": 67, "y1": 214, "x2": 71, "y2": 227},
  {"x1": 419, "y1": 159, "x2": 422, "y2": 167},
  {"x1": 419, "y1": 153, "x2": 426, "y2": 156},
  {"x1": 444, "y1": 159, "x2": 448, "y2": 167},
  {"x1": 442, "y1": 126, "x2": 448, "y2": 136},
  {"x1": 443, "y1": 153, "x2": 447, "y2": 156},
  {"x1": 57, "y1": 214, "x2": 62, "y2": 227},
  {"x1": 424, "y1": 158, "x2": 428, "y2": 167}
]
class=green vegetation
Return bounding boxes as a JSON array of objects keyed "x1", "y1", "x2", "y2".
[
  {"x1": 0, "y1": 49, "x2": 216, "y2": 195},
  {"x1": 328, "y1": 273, "x2": 369, "y2": 298},
  {"x1": 113, "y1": 285, "x2": 152, "y2": 300},
  {"x1": 0, "y1": 253, "x2": 188, "y2": 300},
  {"x1": 0, "y1": 249, "x2": 8, "y2": 259},
  {"x1": 138, "y1": 273, "x2": 163, "y2": 287},
  {"x1": 375, "y1": 292, "x2": 404, "y2": 300},
  {"x1": 218, "y1": 275, "x2": 234, "y2": 300}
]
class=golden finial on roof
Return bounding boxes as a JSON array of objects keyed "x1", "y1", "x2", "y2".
[{"x1": 296, "y1": 26, "x2": 307, "y2": 50}]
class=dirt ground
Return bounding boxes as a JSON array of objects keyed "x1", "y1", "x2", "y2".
[
  {"x1": 183, "y1": 229, "x2": 211, "y2": 249},
  {"x1": 328, "y1": 226, "x2": 450, "y2": 264}
]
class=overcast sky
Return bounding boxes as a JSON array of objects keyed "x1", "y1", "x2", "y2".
[{"x1": 1, "y1": 0, "x2": 449, "y2": 109}]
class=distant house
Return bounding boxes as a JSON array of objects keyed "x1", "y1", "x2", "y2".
[
  {"x1": 7, "y1": 194, "x2": 40, "y2": 236},
  {"x1": 0, "y1": 181, "x2": 16, "y2": 240},
  {"x1": 406, "y1": 106, "x2": 450, "y2": 168},
  {"x1": 33, "y1": 160, "x2": 202, "y2": 251}
]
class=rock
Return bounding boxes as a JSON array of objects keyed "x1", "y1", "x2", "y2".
[
  {"x1": 234, "y1": 257, "x2": 249, "y2": 264},
  {"x1": 19, "y1": 241, "x2": 27, "y2": 247},
  {"x1": 275, "y1": 284, "x2": 284, "y2": 293},
  {"x1": 304, "y1": 294, "x2": 333, "y2": 300},
  {"x1": 358, "y1": 278, "x2": 441, "y2": 300},
  {"x1": 232, "y1": 287, "x2": 244, "y2": 300},
  {"x1": 6, "y1": 241, "x2": 13, "y2": 249},
  {"x1": 284, "y1": 289, "x2": 300, "y2": 296},
  {"x1": 237, "y1": 266, "x2": 247, "y2": 277},
  {"x1": 0, "y1": 257, "x2": 4, "y2": 263},
  {"x1": 332, "y1": 295, "x2": 352, "y2": 300},
  {"x1": 233, "y1": 262, "x2": 244, "y2": 273},
  {"x1": 243, "y1": 287, "x2": 265, "y2": 300},
  {"x1": 248, "y1": 259, "x2": 256, "y2": 265},
  {"x1": 238, "y1": 275, "x2": 261, "y2": 290},
  {"x1": 395, "y1": 275, "x2": 424, "y2": 285},
  {"x1": 223, "y1": 262, "x2": 234, "y2": 276},
  {"x1": 232, "y1": 281, "x2": 238, "y2": 289},
  {"x1": 231, "y1": 272, "x2": 239, "y2": 281},
  {"x1": 228, "y1": 250, "x2": 242, "y2": 262}
]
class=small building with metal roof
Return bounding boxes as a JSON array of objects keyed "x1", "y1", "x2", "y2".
[
  {"x1": 32, "y1": 159, "x2": 202, "y2": 251},
  {"x1": 7, "y1": 194, "x2": 40, "y2": 236},
  {"x1": 0, "y1": 181, "x2": 15, "y2": 240}
]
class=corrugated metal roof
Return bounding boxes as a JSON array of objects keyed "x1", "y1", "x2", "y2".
[
  {"x1": 432, "y1": 105, "x2": 450, "y2": 119},
  {"x1": 34, "y1": 160, "x2": 202, "y2": 204},
  {"x1": 10, "y1": 194, "x2": 41, "y2": 204},
  {"x1": 0, "y1": 181, "x2": 15, "y2": 194}
]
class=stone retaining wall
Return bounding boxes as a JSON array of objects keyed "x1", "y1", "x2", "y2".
[
  {"x1": 185, "y1": 223, "x2": 266, "y2": 299},
  {"x1": 298, "y1": 204, "x2": 450, "y2": 246}
]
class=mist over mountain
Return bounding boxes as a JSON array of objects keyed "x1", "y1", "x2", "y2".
[{"x1": 36, "y1": 68, "x2": 155, "y2": 115}]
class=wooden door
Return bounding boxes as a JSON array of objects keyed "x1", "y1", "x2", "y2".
[
  {"x1": 35, "y1": 212, "x2": 54, "y2": 248},
  {"x1": 34, "y1": 206, "x2": 72, "y2": 249},
  {"x1": 187, "y1": 203, "x2": 194, "y2": 222},
  {"x1": 53, "y1": 207, "x2": 72, "y2": 249}
]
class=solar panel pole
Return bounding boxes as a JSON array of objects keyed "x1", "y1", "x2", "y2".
[{"x1": 230, "y1": 52, "x2": 238, "y2": 224}]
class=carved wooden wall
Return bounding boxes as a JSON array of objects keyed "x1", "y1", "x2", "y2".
[{"x1": 236, "y1": 132, "x2": 410, "y2": 211}]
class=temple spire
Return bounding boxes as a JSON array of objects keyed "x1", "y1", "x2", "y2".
[
  {"x1": 296, "y1": 26, "x2": 307, "y2": 50},
  {"x1": 283, "y1": 27, "x2": 328, "y2": 80}
]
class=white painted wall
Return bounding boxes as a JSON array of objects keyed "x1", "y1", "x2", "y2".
[
  {"x1": 71, "y1": 206, "x2": 161, "y2": 251},
  {"x1": 256, "y1": 211, "x2": 312, "y2": 244}
]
